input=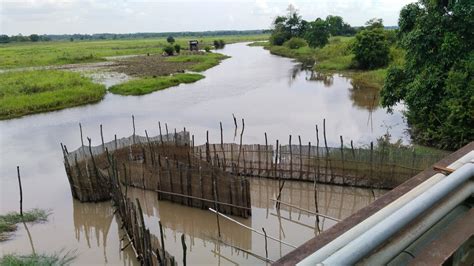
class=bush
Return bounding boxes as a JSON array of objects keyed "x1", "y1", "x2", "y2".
[
  {"x1": 283, "y1": 37, "x2": 308, "y2": 49},
  {"x1": 270, "y1": 30, "x2": 289, "y2": 46},
  {"x1": 174, "y1": 44, "x2": 181, "y2": 54},
  {"x1": 352, "y1": 29, "x2": 389, "y2": 69},
  {"x1": 213, "y1": 39, "x2": 226, "y2": 49},
  {"x1": 167, "y1": 36, "x2": 175, "y2": 44},
  {"x1": 163, "y1": 45, "x2": 174, "y2": 56},
  {"x1": 204, "y1": 46, "x2": 211, "y2": 52},
  {"x1": 304, "y1": 18, "x2": 330, "y2": 48}
]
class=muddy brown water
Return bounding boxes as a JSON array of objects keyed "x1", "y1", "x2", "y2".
[{"x1": 0, "y1": 43, "x2": 403, "y2": 264}]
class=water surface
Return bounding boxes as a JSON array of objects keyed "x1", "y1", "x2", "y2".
[{"x1": 0, "y1": 43, "x2": 403, "y2": 264}]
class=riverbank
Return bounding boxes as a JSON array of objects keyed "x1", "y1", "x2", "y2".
[
  {"x1": 0, "y1": 70, "x2": 106, "y2": 120},
  {"x1": 109, "y1": 73, "x2": 204, "y2": 95},
  {"x1": 0, "y1": 34, "x2": 268, "y2": 69},
  {"x1": 261, "y1": 36, "x2": 404, "y2": 90}
]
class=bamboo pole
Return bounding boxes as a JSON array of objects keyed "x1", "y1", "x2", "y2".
[
  {"x1": 262, "y1": 227, "x2": 268, "y2": 259},
  {"x1": 209, "y1": 208, "x2": 297, "y2": 248},
  {"x1": 270, "y1": 199, "x2": 341, "y2": 221},
  {"x1": 181, "y1": 234, "x2": 187, "y2": 266},
  {"x1": 79, "y1": 123, "x2": 84, "y2": 147},
  {"x1": 17, "y1": 166, "x2": 23, "y2": 217}
]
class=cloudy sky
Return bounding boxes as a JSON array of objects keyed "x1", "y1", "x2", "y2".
[{"x1": 0, "y1": 0, "x2": 416, "y2": 35}]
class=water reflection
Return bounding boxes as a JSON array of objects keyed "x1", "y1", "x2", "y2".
[
  {"x1": 72, "y1": 200, "x2": 137, "y2": 265},
  {"x1": 349, "y1": 79, "x2": 380, "y2": 112}
]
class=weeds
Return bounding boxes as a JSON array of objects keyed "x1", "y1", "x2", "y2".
[
  {"x1": 0, "y1": 209, "x2": 50, "y2": 241},
  {"x1": 0, "y1": 250, "x2": 76, "y2": 266},
  {"x1": 0, "y1": 70, "x2": 106, "y2": 120},
  {"x1": 109, "y1": 73, "x2": 204, "y2": 95}
]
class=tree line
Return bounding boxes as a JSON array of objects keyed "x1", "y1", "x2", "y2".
[
  {"x1": 0, "y1": 30, "x2": 267, "y2": 44},
  {"x1": 270, "y1": 6, "x2": 394, "y2": 70},
  {"x1": 270, "y1": 1, "x2": 472, "y2": 150}
]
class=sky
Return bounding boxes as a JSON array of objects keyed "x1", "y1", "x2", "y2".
[{"x1": 0, "y1": 0, "x2": 417, "y2": 35}]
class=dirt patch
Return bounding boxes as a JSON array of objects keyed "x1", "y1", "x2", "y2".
[{"x1": 112, "y1": 54, "x2": 195, "y2": 77}]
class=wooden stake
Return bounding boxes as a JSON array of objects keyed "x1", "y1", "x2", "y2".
[
  {"x1": 262, "y1": 227, "x2": 268, "y2": 259},
  {"x1": 100, "y1": 124, "x2": 105, "y2": 151},
  {"x1": 181, "y1": 234, "x2": 187, "y2": 266},
  {"x1": 17, "y1": 166, "x2": 23, "y2": 217},
  {"x1": 79, "y1": 123, "x2": 84, "y2": 146}
]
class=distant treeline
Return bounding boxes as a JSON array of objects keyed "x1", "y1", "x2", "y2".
[{"x1": 0, "y1": 30, "x2": 269, "y2": 43}]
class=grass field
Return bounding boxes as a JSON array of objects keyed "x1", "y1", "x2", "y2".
[
  {"x1": 165, "y1": 53, "x2": 230, "y2": 71},
  {"x1": 0, "y1": 34, "x2": 268, "y2": 69},
  {"x1": 264, "y1": 36, "x2": 405, "y2": 89},
  {"x1": 109, "y1": 73, "x2": 204, "y2": 95},
  {"x1": 0, "y1": 70, "x2": 106, "y2": 119}
]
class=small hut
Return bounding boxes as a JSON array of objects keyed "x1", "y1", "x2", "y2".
[{"x1": 189, "y1": 40, "x2": 199, "y2": 51}]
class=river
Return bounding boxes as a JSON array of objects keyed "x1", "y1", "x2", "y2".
[{"x1": 0, "y1": 43, "x2": 403, "y2": 264}]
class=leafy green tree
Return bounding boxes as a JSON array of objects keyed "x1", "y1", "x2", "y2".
[
  {"x1": 29, "y1": 34, "x2": 40, "y2": 42},
  {"x1": 167, "y1": 36, "x2": 175, "y2": 44},
  {"x1": 381, "y1": 0, "x2": 473, "y2": 150},
  {"x1": 365, "y1": 18, "x2": 384, "y2": 30},
  {"x1": 352, "y1": 26, "x2": 389, "y2": 69},
  {"x1": 325, "y1": 15, "x2": 356, "y2": 36},
  {"x1": 304, "y1": 18, "x2": 330, "y2": 48},
  {"x1": 0, "y1": 35, "x2": 10, "y2": 43}
]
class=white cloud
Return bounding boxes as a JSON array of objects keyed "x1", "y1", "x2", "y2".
[{"x1": 0, "y1": 0, "x2": 417, "y2": 35}]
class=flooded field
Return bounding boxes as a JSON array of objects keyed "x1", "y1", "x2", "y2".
[{"x1": 0, "y1": 43, "x2": 404, "y2": 264}]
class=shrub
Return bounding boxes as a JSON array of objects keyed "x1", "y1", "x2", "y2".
[
  {"x1": 163, "y1": 45, "x2": 174, "y2": 56},
  {"x1": 174, "y1": 44, "x2": 181, "y2": 54},
  {"x1": 166, "y1": 36, "x2": 175, "y2": 44},
  {"x1": 213, "y1": 39, "x2": 226, "y2": 49},
  {"x1": 283, "y1": 37, "x2": 308, "y2": 49},
  {"x1": 304, "y1": 18, "x2": 330, "y2": 48},
  {"x1": 352, "y1": 29, "x2": 389, "y2": 69},
  {"x1": 204, "y1": 46, "x2": 211, "y2": 52}
]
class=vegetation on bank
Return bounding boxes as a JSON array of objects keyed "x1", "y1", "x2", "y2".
[
  {"x1": 109, "y1": 73, "x2": 204, "y2": 96},
  {"x1": 0, "y1": 209, "x2": 49, "y2": 241},
  {"x1": 0, "y1": 34, "x2": 267, "y2": 69},
  {"x1": 165, "y1": 53, "x2": 230, "y2": 72},
  {"x1": 0, "y1": 70, "x2": 106, "y2": 120},
  {"x1": 381, "y1": 0, "x2": 473, "y2": 150},
  {"x1": 0, "y1": 251, "x2": 76, "y2": 265}
]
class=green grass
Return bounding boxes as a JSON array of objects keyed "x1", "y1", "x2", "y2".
[
  {"x1": 247, "y1": 41, "x2": 268, "y2": 47},
  {"x1": 0, "y1": 34, "x2": 268, "y2": 69},
  {"x1": 0, "y1": 250, "x2": 76, "y2": 266},
  {"x1": 165, "y1": 53, "x2": 230, "y2": 72},
  {"x1": 0, "y1": 209, "x2": 50, "y2": 241},
  {"x1": 109, "y1": 73, "x2": 205, "y2": 95},
  {"x1": 0, "y1": 70, "x2": 106, "y2": 120}
]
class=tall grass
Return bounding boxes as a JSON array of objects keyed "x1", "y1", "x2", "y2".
[
  {"x1": 0, "y1": 209, "x2": 50, "y2": 241},
  {"x1": 0, "y1": 70, "x2": 106, "y2": 120},
  {"x1": 109, "y1": 73, "x2": 204, "y2": 95},
  {"x1": 165, "y1": 53, "x2": 230, "y2": 72},
  {"x1": 0, "y1": 250, "x2": 76, "y2": 266}
]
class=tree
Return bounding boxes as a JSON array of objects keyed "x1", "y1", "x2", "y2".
[
  {"x1": 352, "y1": 26, "x2": 389, "y2": 69},
  {"x1": 0, "y1": 35, "x2": 10, "y2": 43},
  {"x1": 304, "y1": 18, "x2": 330, "y2": 48},
  {"x1": 167, "y1": 36, "x2": 175, "y2": 44},
  {"x1": 326, "y1": 15, "x2": 356, "y2": 36},
  {"x1": 29, "y1": 34, "x2": 40, "y2": 42},
  {"x1": 163, "y1": 45, "x2": 174, "y2": 56},
  {"x1": 365, "y1": 18, "x2": 384, "y2": 30},
  {"x1": 381, "y1": 0, "x2": 473, "y2": 150}
]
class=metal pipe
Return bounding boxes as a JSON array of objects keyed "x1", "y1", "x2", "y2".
[
  {"x1": 322, "y1": 162, "x2": 474, "y2": 265},
  {"x1": 361, "y1": 181, "x2": 474, "y2": 265},
  {"x1": 297, "y1": 151, "x2": 474, "y2": 265}
]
